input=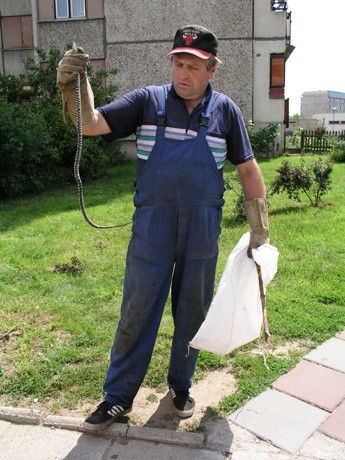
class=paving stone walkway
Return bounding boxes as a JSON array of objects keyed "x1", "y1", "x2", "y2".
[{"x1": 228, "y1": 330, "x2": 345, "y2": 455}]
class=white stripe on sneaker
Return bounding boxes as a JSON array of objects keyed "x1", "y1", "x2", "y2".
[{"x1": 107, "y1": 405, "x2": 124, "y2": 416}]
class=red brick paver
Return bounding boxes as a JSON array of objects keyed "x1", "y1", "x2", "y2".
[
  {"x1": 273, "y1": 360, "x2": 345, "y2": 412},
  {"x1": 319, "y1": 399, "x2": 345, "y2": 443}
]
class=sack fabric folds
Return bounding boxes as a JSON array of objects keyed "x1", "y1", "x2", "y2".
[{"x1": 189, "y1": 232, "x2": 279, "y2": 356}]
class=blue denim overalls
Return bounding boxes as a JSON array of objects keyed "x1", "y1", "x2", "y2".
[{"x1": 103, "y1": 87, "x2": 225, "y2": 408}]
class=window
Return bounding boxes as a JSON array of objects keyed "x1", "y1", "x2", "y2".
[
  {"x1": 55, "y1": 0, "x2": 86, "y2": 19},
  {"x1": 270, "y1": 54, "x2": 285, "y2": 99},
  {"x1": 271, "y1": 54, "x2": 285, "y2": 87},
  {"x1": 0, "y1": 16, "x2": 33, "y2": 49}
]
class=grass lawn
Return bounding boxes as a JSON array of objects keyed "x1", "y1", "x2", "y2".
[{"x1": 1, "y1": 155, "x2": 344, "y2": 416}]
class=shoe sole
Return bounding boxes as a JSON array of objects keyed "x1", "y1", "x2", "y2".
[
  {"x1": 83, "y1": 406, "x2": 132, "y2": 431},
  {"x1": 172, "y1": 406, "x2": 195, "y2": 418}
]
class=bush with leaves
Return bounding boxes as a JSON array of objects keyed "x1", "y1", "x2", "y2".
[
  {"x1": 269, "y1": 157, "x2": 333, "y2": 207},
  {"x1": 0, "y1": 46, "x2": 122, "y2": 198},
  {"x1": 0, "y1": 98, "x2": 59, "y2": 198},
  {"x1": 247, "y1": 121, "x2": 280, "y2": 156},
  {"x1": 224, "y1": 172, "x2": 246, "y2": 221},
  {"x1": 329, "y1": 137, "x2": 345, "y2": 163}
]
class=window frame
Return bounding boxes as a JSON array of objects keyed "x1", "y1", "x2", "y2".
[
  {"x1": 55, "y1": 0, "x2": 86, "y2": 19},
  {"x1": 269, "y1": 53, "x2": 285, "y2": 99},
  {"x1": 270, "y1": 53, "x2": 285, "y2": 88}
]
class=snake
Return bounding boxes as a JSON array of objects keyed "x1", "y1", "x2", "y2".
[{"x1": 74, "y1": 73, "x2": 130, "y2": 229}]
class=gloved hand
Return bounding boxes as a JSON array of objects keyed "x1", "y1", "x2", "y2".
[
  {"x1": 244, "y1": 197, "x2": 270, "y2": 257},
  {"x1": 57, "y1": 43, "x2": 94, "y2": 125}
]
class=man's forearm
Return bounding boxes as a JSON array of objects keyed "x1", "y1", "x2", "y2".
[{"x1": 236, "y1": 159, "x2": 266, "y2": 200}]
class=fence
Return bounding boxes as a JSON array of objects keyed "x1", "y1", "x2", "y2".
[
  {"x1": 285, "y1": 130, "x2": 345, "y2": 153},
  {"x1": 301, "y1": 131, "x2": 330, "y2": 152}
]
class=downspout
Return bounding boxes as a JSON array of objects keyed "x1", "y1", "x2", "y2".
[
  {"x1": 0, "y1": 10, "x2": 5, "y2": 74},
  {"x1": 31, "y1": 0, "x2": 39, "y2": 62}
]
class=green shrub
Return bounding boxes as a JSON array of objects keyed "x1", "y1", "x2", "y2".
[
  {"x1": 0, "y1": 46, "x2": 122, "y2": 198},
  {"x1": 0, "y1": 99, "x2": 59, "y2": 198},
  {"x1": 224, "y1": 172, "x2": 246, "y2": 221},
  {"x1": 247, "y1": 121, "x2": 280, "y2": 156},
  {"x1": 78, "y1": 137, "x2": 123, "y2": 181},
  {"x1": 269, "y1": 157, "x2": 333, "y2": 207},
  {"x1": 330, "y1": 139, "x2": 345, "y2": 163}
]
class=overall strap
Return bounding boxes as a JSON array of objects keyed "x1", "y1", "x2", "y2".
[
  {"x1": 200, "y1": 91, "x2": 217, "y2": 128},
  {"x1": 156, "y1": 86, "x2": 166, "y2": 127}
]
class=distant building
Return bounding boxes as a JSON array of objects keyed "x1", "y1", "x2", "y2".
[
  {"x1": 301, "y1": 91, "x2": 345, "y2": 131},
  {"x1": 288, "y1": 118, "x2": 318, "y2": 133},
  {"x1": 311, "y1": 112, "x2": 345, "y2": 133},
  {"x1": 0, "y1": 0, "x2": 293, "y2": 154}
]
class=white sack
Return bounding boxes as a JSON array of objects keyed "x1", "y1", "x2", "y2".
[{"x1": 189, "y1": 232, "x2": 279, "y2": 356}]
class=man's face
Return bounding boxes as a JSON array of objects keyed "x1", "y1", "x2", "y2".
[{"x1": 172, "y1": 54, "x2": 217, "y2": 103}]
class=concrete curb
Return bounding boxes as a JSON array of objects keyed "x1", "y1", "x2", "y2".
[
  {"x1": 0, "y1": 406, "x2": 45, "y2": 425},
  {"x1": 0, "y1": 406, "x2": 227, "y2": 453}
]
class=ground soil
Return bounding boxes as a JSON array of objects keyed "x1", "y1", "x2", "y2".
[
  {"x1": 0, "y1": 366, "x2": 236, "y2": 431},
  {"x1": 0, "y1": 340, "x2": 308, "y2": 432}
]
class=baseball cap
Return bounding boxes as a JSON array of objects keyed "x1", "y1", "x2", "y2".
[{"x1": 168, "y1": 25, "x2": 222, "y2": 63}]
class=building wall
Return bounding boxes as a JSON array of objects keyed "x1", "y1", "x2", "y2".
[
  {"x1": 36, "y1": 0, "x2": 105, "y2": 58},
  {"x1": 36, "y1": 0, "x2": 54, "y2": 20},
  {"x1": 0, "y1": 0, "x2": 256, "y2": 120},
  {"x1": 0, "y1": 0, "x2": 34, "y2": 74},
  {"x1": 1, "y1": 49, "x2": 33, "y2": 75},
  {"x1": 0, "y1": 0, "x2": 31, "y2": 15},
  {"x1": 312, "y1": 112, "x2": 345, "y2": 132},
  {"x1": 301, "y1": 91, "x2": 345, "y2": 118},
  {"x1": 288, "y1": 118, "x2": 318, "y2": 132},
  {"x1": 0, "y1": 0, "x2": 291, "y2": 151},
  {"x1": 253, "y1": 0, "x2": 289, "y2": 141},
  {"x1": 103, "y1": 0, "x2": 254, "y2": 120},
  {"x1": 328, "y1": 91, "x2": 345, "y2": 112},
  {"x1": 37, "y1": 19, "x2": 105, "y2": 58},
  {"x1": 301, "y1": 91, "x2": 329, "y2": 118}
]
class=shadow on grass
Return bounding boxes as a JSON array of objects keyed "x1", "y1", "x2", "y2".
[
  {"x1": 0, "y1": 163, "x2": 136, "y2": 231},
  {"x1": 268, "y1": 203, "x2": 311, "y2": 216}
]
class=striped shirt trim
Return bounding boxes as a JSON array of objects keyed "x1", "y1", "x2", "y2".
[{"x1": 136, "y1": 125, "x2": 227, "y2": 169}]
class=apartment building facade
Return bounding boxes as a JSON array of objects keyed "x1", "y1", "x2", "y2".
[
  {"x1": 0, "y1": 0, "x2": 293, "y2": 151},
  {"x1": 300, "y1": 91, "x2": 345, "y2": 131}
]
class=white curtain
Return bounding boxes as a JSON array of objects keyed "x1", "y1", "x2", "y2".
[{"x1": 71, "y1": 0, "x2": 86, "y2": 17}]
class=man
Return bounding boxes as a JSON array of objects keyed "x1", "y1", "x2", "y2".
[{"x1": 57, "y1": 25, "x2": 269, "y2": 431}]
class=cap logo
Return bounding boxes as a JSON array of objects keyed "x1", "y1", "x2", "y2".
[{"x1": 182, "y1": 28, "x2": 198, "y2": 46}]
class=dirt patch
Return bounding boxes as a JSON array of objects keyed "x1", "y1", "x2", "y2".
[
  {"x1": 53, "y1": 256, "x2": 84, "y2": 276},
  {"x1": 0, "y1": 340, "x2": 310, "y2": 431},
  {"x1": 131, "y1": 367, "x2": 236, "y2": 430},
  {"x1": 0, "y1": 366, "x2": 236, "y2": 431}
]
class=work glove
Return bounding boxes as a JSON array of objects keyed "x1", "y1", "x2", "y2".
[
  {"x1": 244, "y1": 197, "x2": 270, "y2": 257},
  {"x1": 57, "y1": 43, "x2": 94, "y2": 125}
]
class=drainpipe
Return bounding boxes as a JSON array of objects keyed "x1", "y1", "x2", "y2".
[
  {"x1": 0, "y1": 10, "x2": 5, "y2": 74},
  {"x1": 31, "y1": 0, "x2": 39, "y2": 62}
]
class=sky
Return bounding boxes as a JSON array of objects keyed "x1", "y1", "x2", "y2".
[{"x1": 285, "y1": 0, "x2": 345, "y2": 115}]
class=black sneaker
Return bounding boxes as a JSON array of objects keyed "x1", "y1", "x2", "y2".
[
  {"x1": 83, "y1": 401, "x2": 132, "y2": 431},
  {"x1": 170, "y1": 388, "x2": 195, "y2": 418}
]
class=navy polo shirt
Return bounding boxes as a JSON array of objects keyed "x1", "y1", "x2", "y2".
[{"x1": 98, "y1": 83, "x2": 254, "y2": 167}]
